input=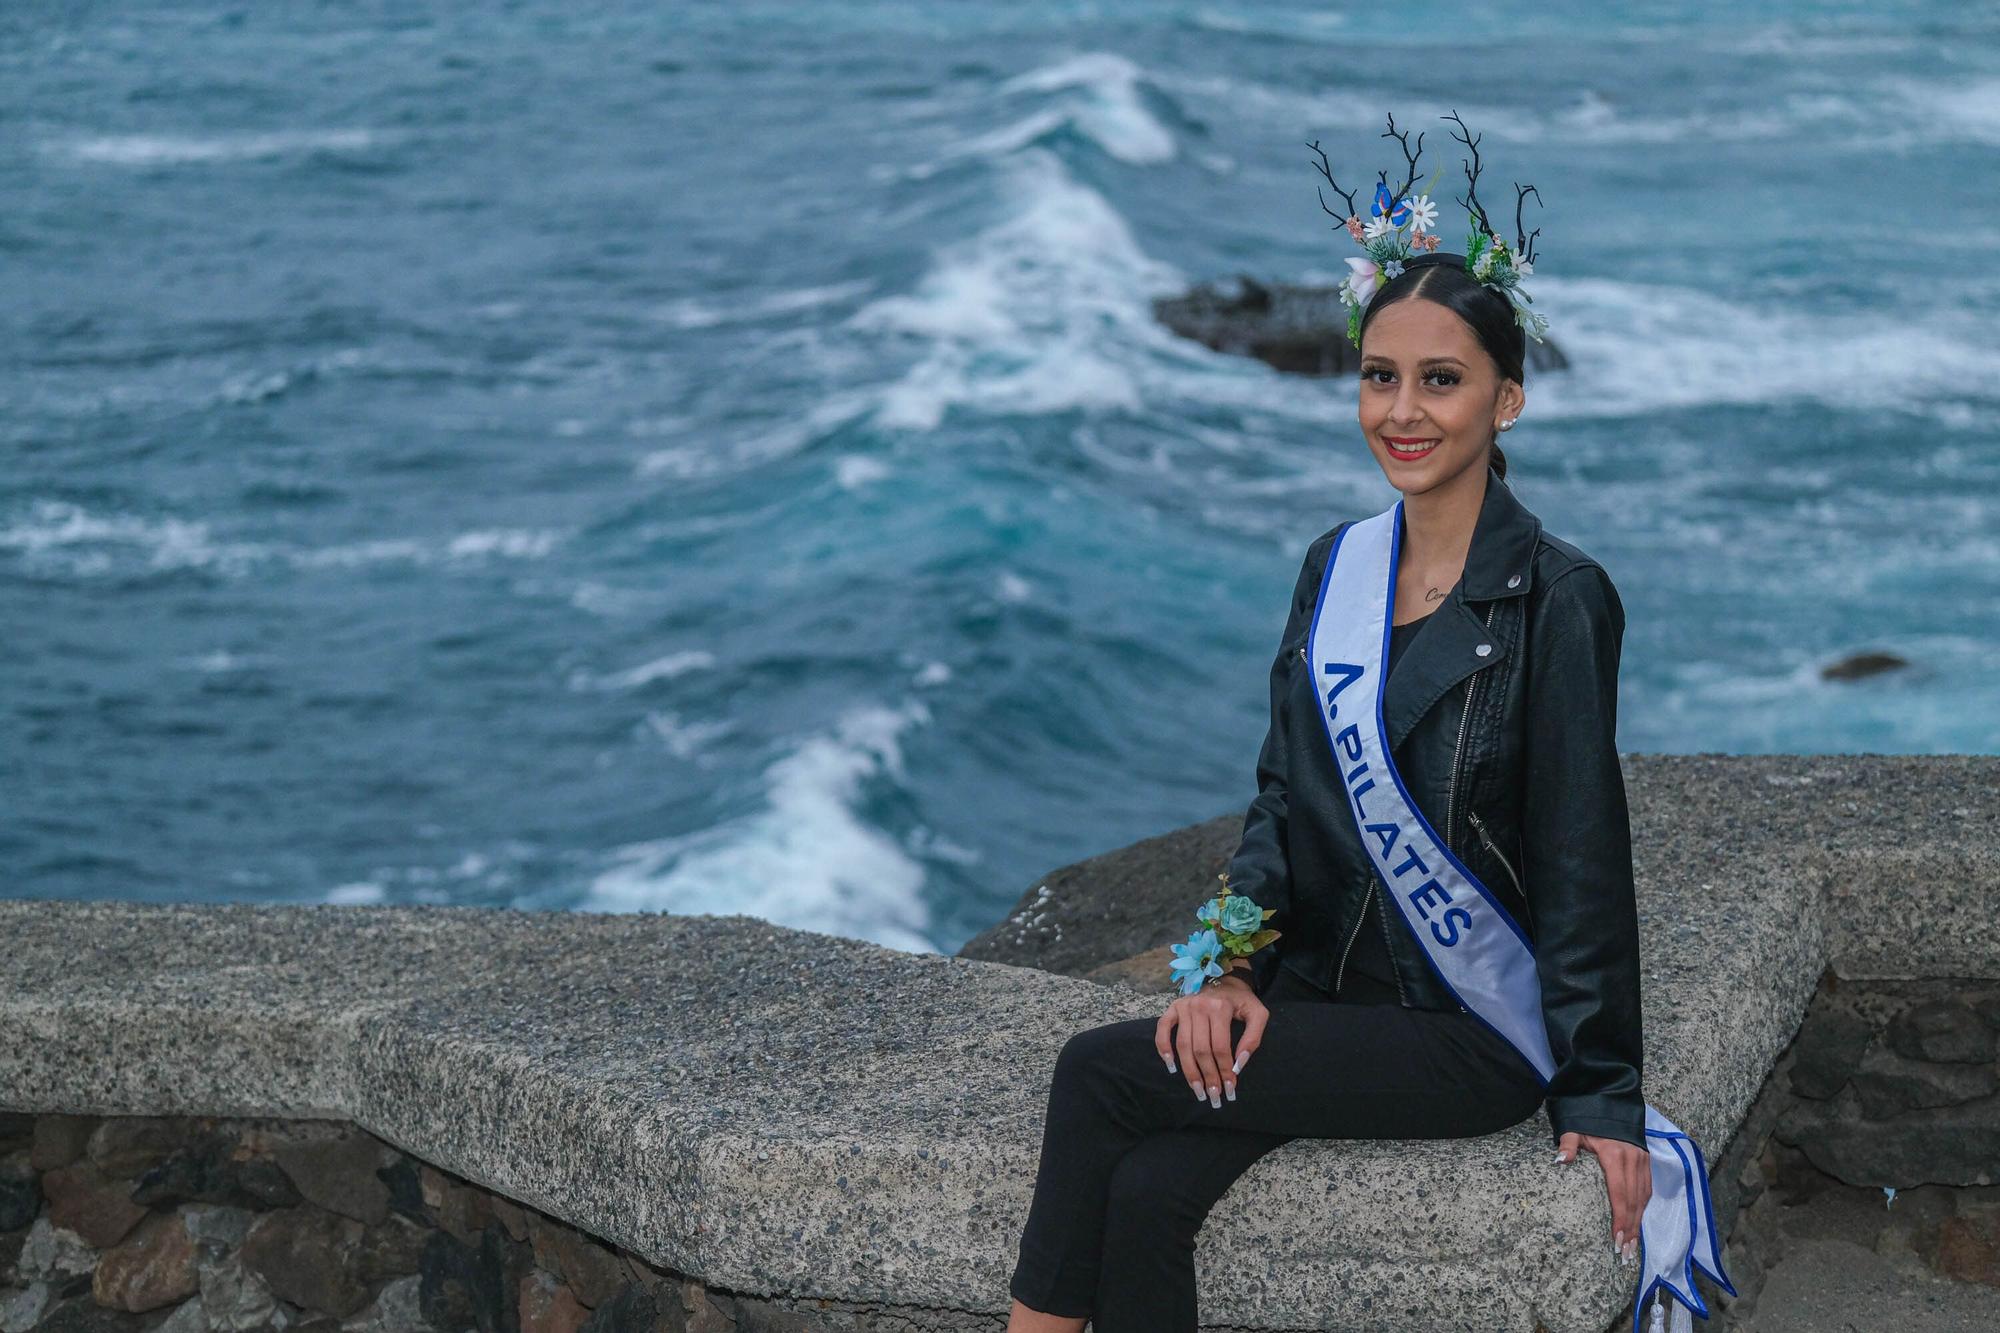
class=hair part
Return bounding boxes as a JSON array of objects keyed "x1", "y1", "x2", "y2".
[{"x1": 1356, "y1": 260, "x2": 1524, "y2": 481}]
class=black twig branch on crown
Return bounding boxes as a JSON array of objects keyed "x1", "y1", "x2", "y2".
[
  {"x1": 1308, "y1": 113, "x2": 1430, "y2": 229},
  {"x1": 1376, "y1": 111, "x2": 1426, "y2": 208},
  {"x1": 1443, "y1": 108, "x2": 1541, "y2": 267},
  {"x1": 1512, "y1": 184, "x2": 1543, "y2": 268},
  {"x1": 1306, "y1": 138, "x2": 1358, "y2": 223}
]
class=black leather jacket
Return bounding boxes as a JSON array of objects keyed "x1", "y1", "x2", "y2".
[{"x1": 1225, "y1": 465, "x2": 1646, "y2": 1150}]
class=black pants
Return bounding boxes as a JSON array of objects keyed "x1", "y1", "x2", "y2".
[{"x1": 1007, "y1": 964, "x2": 1545, "y2": 1330}]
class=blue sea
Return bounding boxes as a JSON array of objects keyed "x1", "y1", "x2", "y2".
[{"x1": 6, "y1": 2, "x2": 1997, "y2": 953}]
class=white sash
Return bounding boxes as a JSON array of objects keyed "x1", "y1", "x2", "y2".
[{"x1": 1302, "y1": 501, "x2": 1735, "y2": 1333}]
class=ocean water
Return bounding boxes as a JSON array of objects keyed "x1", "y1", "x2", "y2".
[{"x1": 5, "y1": 2, "x2": 1996, "y2": 954}]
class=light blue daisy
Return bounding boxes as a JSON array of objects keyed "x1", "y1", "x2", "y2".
[{"x1": 1168, "y1": 928, "x2": 1224, "y2": 996}]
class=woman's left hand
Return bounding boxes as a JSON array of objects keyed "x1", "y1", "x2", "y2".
[{"x1": 1557, "y1": 1131, "x2": 1653, "y2": 1265}]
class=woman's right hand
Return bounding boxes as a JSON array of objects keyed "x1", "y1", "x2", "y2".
[{"x1": 1154, "y1": 970, "x2": 1269, "y2": 1108}]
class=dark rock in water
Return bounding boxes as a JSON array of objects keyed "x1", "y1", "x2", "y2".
[
  {"x1": 1821, "y1": 651, "x2": 1909, "y2": 681},
  {"x1": 1152, "y1": 274, "x2": 1572, "y2": 377}
]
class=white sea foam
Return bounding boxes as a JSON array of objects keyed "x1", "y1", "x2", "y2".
[
  {"x1": 835, "y1": 454, "x2": 892, "y2": 488},
  {"x1": 636, "y1": 392, "x2": 872, "y2": 479},
  {"x1": 0, "y1": 500, "x2": 564, "y2": 578},
  {"x1": 580, "y1": 699, "x2": 937, "y2": 954},
  {"x1": 572, "y1": 651, "x2": 717, "y2": 692},
  {"x1": 324, "y1": 882, "x2": 387, "y2": 905},
  {"x1": 893, "y1": 52, "x2": 1179, "y2": 184},
  {"x1": 1509, "y1": 277, "x2": 2000, "y2": 422},
  {"x1": 1148, "y1": 68, "x2": 2000, "y2": 148},
  {"x1": 56, "y1": 129, "x2": 384, "y2": 165},
  {"x1": 642, "y1": 710, "x2": 735, "y2": 761},
  {"x1": 848, "y1": 148, "x2": 1184, "y2": 430},
  {"x1": 654, "y1": 279, "x2": 877, "y2": 331}
]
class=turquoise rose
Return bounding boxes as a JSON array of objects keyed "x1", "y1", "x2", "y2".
[{"x1": 1218, "y1": 894, "x2": 1264, "y2": 936}]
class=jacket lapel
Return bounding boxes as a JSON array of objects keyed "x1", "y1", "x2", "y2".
[{"x1": 1381, "y1": 466, "x2": 1542, "y2": 753}]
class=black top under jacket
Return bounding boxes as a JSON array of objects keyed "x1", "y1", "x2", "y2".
[{"x1": 1336, "y1": 612, "x2": 1428, "y2": 991}]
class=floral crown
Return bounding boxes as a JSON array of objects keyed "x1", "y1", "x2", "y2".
[{"x1": 1308, "y1": 110, "x2": 1547, "y2": 348}]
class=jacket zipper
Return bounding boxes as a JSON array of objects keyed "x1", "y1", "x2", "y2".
[
  {"x1": 1465, "y1": 808, "x2": 1522, "y2": 894},
  {"x1": 1299, "y1": 637, "x2": 1375, "y2": 998},
  {"x1": 1431, "y1": 602, "x2": 1499, "y2": 1013},
  {"x1": 1466, "y1": 808, "x2": 1532, "y2": 935},
  {"x1": 1442, "y1": 601, "x2": 1499, "y2": 858},
  {"x1": 1331, "y1": 883, "x2": 1370, "y2": 998},
  {"x1": 1369, "y1": 878, "x2": 1408, "y2": 1003}
]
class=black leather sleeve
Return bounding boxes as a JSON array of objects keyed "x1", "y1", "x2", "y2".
[
  {"x1": 1520, "y1": 562, "x2": 1647, "y2": 1149},
  {"x1": 1226, "y1": 530, "x2": 1335, "y2": 1000}
]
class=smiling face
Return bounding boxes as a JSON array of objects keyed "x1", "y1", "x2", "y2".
[{"x1": 1357, "y1": 295, "x2": 1524, "y2": 496}]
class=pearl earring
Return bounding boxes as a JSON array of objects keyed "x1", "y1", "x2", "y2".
[{"x1": 1499, "y1": 417, "x2": 1517, "y2": 430}]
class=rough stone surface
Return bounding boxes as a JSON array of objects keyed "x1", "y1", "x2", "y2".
[
  {"x1": 238, "y1": 1206, "x2": 371, "y2": 1318},
  {"x1": 91, "y1": 1210, "x2": 199, "y2": 1312},
  {"x1": 519, "y1": 1270, "x2": 589, "y2": 1333},
  {"x1": 40, "y1": 1162, "x2": 146, "y2": 1250},
  {"x1": 272, "y1": 1131, "x2": 394, "y2": 1226},
  {"x1": 2, "y1": 754, "x2": 1996, "y2": 1332}
]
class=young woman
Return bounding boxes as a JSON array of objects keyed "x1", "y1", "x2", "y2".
[{"x1": 1004, "y1": 253, "x2": 1657, "y2": 1331}]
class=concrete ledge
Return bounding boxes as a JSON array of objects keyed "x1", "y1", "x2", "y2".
[{"x1": 4, "y1": 754, "x2": 1996, "y2": 1331}]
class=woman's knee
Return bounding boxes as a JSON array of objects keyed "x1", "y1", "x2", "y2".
[
  {"x1": 1102, "y1": 1142, "x2": 1206, "y2": 1229},
  {"x1": 1053, "y1": 1018, "x2": 1146, "y2": 1085}
]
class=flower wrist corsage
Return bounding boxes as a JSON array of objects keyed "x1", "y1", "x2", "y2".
[{"x1": 1167, "y1": 874, "x2": 1281, "y2": 997}]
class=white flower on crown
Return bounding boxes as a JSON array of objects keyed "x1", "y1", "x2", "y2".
[
  {"x1": 1472, "y1": 245, "x2": 1497, "y2": 279},
  {"x1": 1404, "y1": 194, "x2": 1438, "y2": 234},
  {"x1": 1362, "y1": 214, "x2": 1393, "y2": 240},
  {"x1": 1514, "y1": 255, "x2": 1533, "y2": 277},
  {"x1": 1383, "y1": 258, "x2": 1405, "y2": 279}
]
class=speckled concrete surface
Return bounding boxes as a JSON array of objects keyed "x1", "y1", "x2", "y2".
[{"x1": 2, "y1": 754, "x2": 1994, "y2": 1331}]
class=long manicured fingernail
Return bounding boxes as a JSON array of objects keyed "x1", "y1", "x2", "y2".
[
  {"x1": 1192, "y1": 1083, "x2": 1204, "y2": 1101},
  {"x1": 1163, "y1": 1055, "x2": 1175, "y2": 1074},
  {"x1": 1232, "y1": 1051, "x2": 1246, "y2": 1074},
  {"x1": 1225, "y1": 1081, "x2": 1236, "y2": 1102},
  {"x1": 1207, "y1": 1085, "x2": 1220, "y2": 1109}
]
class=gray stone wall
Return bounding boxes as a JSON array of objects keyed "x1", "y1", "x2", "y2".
[
  {"x1": 4, "y1": 755, "x2": 1997, "y2": 1331},
  {"x1": 10, "y1": 974, "x2": 2000, "y2": 1333},
  {"x1": 0, "y1": 1113, "x2": 999, "y2": 1333},
  {"x1": 1705, "y1": 976, "x2": 2000, "y2": 1329}
]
